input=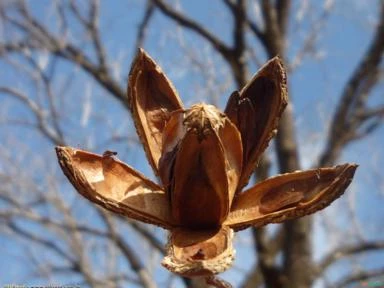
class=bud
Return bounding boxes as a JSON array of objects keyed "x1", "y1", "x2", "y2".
[
  {"x1": 159, "y1": 104, "x2": 242, "y2": 228},
  {"x1": 55, "y1": 49, "x2": 358, "y2": 282}
]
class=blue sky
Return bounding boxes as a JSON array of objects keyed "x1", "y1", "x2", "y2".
[{"x1": 0, "y1": 1, "x2": 383, "y2": 287}]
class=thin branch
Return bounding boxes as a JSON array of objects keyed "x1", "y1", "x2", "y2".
[
  {"x1": 289, "y1": 1, "x2": 333, "y2": 71},
  {"x1": 328, "y1": 268, "x2": 384, "y2": 288},
  {"x1": 0, "y1": 87, "x2": 63, "y2": 145},
  {"x1": 258, "y1": 2, "x2": 314, "y2": 288},
  {"x1": 151, "y1": 0, "x2": 231, "y2": 58},
  {"x1": 128, "y1": 220, "x2": 166, "y2": 254},
  {"x1": 246, "y1": 20, "x2": 265, "y2": 44},
  {"x1": 23, "y1": 51, "x2": 65, "y2": 143},
  {"x1": 319, "y1": 2, "x2": 384, "y2": 167},
  {"x1": 57, "y1": 43, "x2": 125, "y2": 102},
  {"x1": 261, "y1": 0, "x2": 283, "y2": 56},
  {"x1": 231, "y1": 0, "x2": 248, "y2": 86},
  {"x1": 54, "y1": 1, "x2": 69, "y2": 37},
  {"x1": 0, "y1": 206, "x2": 166, "y2": 256},
  {"x1": 135, "y1": 0, "x2": 155, "y2": 50},
  {"x1": 6, "y1": 220, "x2": 74, "y2": 263},
  {"x1": 0, "y1": 1, "x2": 126, "y2": 105},
  {"x1": 235, "y1": 1, "x2": 265, "y2": 43},
  {"x1": 250, "y1": 227, "x2": 284, "y2": 288},
  {"x1": 88, "y1": 0, "x2": 108, "y2": 71},
  {"x1": 222, "y1": 0, "x2": 247, "y2": 55},
  {"x1": 357, "y1": 106, "x2": 384, "y2": 121},
  {"x1": 221, "y1": 0, "x2": 236, "y2": 11},
  {"x1": 98, "y1": 210, "x2": 157, "y2": 288},
  {"x1": 276, "y1": 0, "x2": 291, "y2": 38},
  {"x1": 1, "y1": 40, "x2": 126, "y2": 105},
  {"x1": 51, "y1": 190, "x2": 97, "y2": 287},
  {"x1": 315, "y1": 240, "x2": 384, "y2": 278},
  {"x1": 242, "y1": 155, "x2": 283, "y2": 288},
  {"x1": 69, "y1": 0, "x2": 88, "y2": 26}
]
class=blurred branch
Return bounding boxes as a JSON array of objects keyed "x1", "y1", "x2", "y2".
[
  {"x1": 70, "y1": 0, "x2": 107, "y2": 71},
  {"x1": 314, "y1": 240, "x2": 384, "y2": 279},
  {"x1": 260, "y1": 0, "x2": 286, "y2": 56},
  {"x1": 242, "y1": 155, "x2": 285, "y2": 288},
  {"x1": 129, "y1": 220, "x2": 166, "y2": 254},
  {"x1": 328, "y1": 268, "x2": 384, "y2": 288},
  {"x1": 0, "y1": 1, "x2": 126, "y2": 106},
  {"x1": 98, "y1": 210, "x2": 157, "y2": 288},
  {"x1": 241, "y1": 227, "x2": 285, "y2": 288},
  {"x1": 1, "y1": 194, "x2": 97, "y2": 286},
  {"x1": 1, "y1": 41, "x2": 126, "y2": 103},
  {"x1": 0, "y1": 87, "x2": 64, "y2": 145},
  {"x1": 88, "y1": 0, "x2": 108, "y2": 72},
  {"x1": 0, "y1": 157, "x2": 166, "y2": 288},
  {"x1": 135, "y1": 1, "x2": 155, "y2": 50},
  {"x1": 224, "y1": 0, "x2": 266, "y2": 46},
  {"x1": 0, "y1": 47, "x2": 66, "y2": 142},
  {"x1": 151, "y1": 0, "x2": 231, "y2": 58},
  {"x1": 276, "y1": 0, "x2": 291, "y2": 38},
  {"x1": 0, "y1": 206, "x2": 166, "y2": 256},
  {"x1": 319, "y1": 2, "x2": 384, "y2": 167},
  {"x1": 289, "y1": 1, "x2": 334, "y2": 71},
  {"x1": 257, "y1": 1, "x2": 316, "y2": 287},
  {"x1": 6, "y1": 220, "x2": 74, "y2": 263},
  {"x1": 230, "y1": 0, "x2": 248, "y2": 86}
]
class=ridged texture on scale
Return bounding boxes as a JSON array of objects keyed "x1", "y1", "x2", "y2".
[
  {"x1": 225, "y1": 57, "x2": 288, "y2": 191},
  {"x1": 225, "y1": 164, "x2": 358, "y2": 231},
  {"x1": 162, "y1": 227, "x2": 235, "y2": 277},
  {"x1": 55, "y1": 146, "x2": 174, "y2": 229},
  {"x1": 55, "y1": 49, "x2": 359, "y2": 279},
  {"x1": 159, "y1": 104, "x2": 242, "y2": 228},
  {"x1": 128, "y1": 48, "x2": 183, "y2": 176}
]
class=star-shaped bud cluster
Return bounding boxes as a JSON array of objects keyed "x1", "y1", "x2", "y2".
[{"x1": 56, "y1": 49, "x2": 357, "y2": 285}]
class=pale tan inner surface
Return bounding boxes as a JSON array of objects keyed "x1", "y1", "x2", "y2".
[
  {"x1": 218, "y1": 117, "x2": 243, "y2": 201},
  {"x1": 170, "y1": 227, "x2": 230, "y2": 262},
  {"x1": 230, "y1": 58, "x2": 287, "y2": 191},
  {"x1": 71, "y1": 149, "x2": 173, "y2": 223},
  {"x1": 225, "y1": 165, "x2": 348, "y2": 226},
  {"x1": 161, "y1": 111, "x2": 185, "y2": 155},
  {"x1": 130, "y1": 50, "x2": 183, "y2": 172},
  {"x1": 172, "y1": 127, "x2": 229, "y2": 228}
]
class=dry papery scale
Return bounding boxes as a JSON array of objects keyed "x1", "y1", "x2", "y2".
[{"x1": 56, "y1": 49, "x2": 357, "y2": 288}]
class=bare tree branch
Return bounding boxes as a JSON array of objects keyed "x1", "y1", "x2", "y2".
[
  {"x1": 230, "y1": 0, "x2": 248, "y2": 86},
  {"x1": 248, "y1": 227, "x2": 285, "y2": 288},
  {"x1": 151, "y1": 0, "x2": 231, "y2": 59},
  {"x1": 276, "y1": 0, "x2": 291, "y2": 38},
  {"x1": 69, "y1": 0, "x2": 107, "y2": 71},
  {"x1": 98, "y1": 210, "x2": 157, "y2": 288},
  {"x1": 0, "y1": 1, "x2": 126, "y2": 105},
  {"x1": 319, "y1": 2, "x2": 384, "y2": 167},
  {"x1": 328, "y1": 268, "x2": 384, "y2": 288},
  {"x1": 289, "y1": 1, "x2": 334, "y2": 71},
  {"x1": 0, "y1": 87, "x2": 64, "y2": 145},
  {"x1": 260, "y1": 0, "x2": 285, "y2": 56},
  {"x1": 6, "y1": 220, "x2": 74, "y2": 263},
  {"x1": 242, "y1": 155, "x2": 285, "y2": 288},
  {"x1": 135, "y1": 0, "x2": 155, "y2": 50},
  {"x1": 315, "y1": 240, "x2": 384, "y2": 278}
]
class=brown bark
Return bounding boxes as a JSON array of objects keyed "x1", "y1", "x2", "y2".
[{"x1": 259, "y1": 2, "x2": 314, "y2": 287}]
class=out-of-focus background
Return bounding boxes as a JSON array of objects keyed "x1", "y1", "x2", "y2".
[{"x1": 0, "y1": 1, "x2": 383, "y2": 287}]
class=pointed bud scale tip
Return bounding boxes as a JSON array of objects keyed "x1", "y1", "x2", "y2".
[{"x1": 55, "y1": 48, "x2": 359, "y2": 280}]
